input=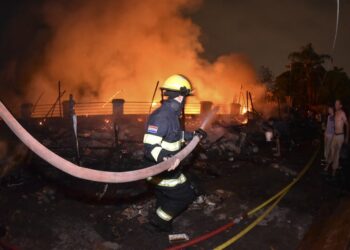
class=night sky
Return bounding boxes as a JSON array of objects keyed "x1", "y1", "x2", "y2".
[
  {"x1": 193, "y1": 0, "x2": 349, "y2": 74},
  {"x1": 0, "y1": 0, "x2": 349, "y2": 96}
]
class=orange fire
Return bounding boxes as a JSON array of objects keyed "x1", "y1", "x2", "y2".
[
  {"x1": 240, "y1": 106, "x2": 248, "y2": 115},
  {"x1": 26, "y1": 0, "x2": 265, "y2": 108}
]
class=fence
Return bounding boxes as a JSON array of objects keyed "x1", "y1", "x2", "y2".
[{"x1": 31, "y1": 101, "x2": 206, "y2": 118}]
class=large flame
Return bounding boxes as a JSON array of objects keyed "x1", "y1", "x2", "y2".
[{"x1": 25, "y1": 0, "x2": 265, "y2": 108}]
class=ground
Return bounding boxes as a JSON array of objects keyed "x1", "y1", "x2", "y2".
[{"x1": 0, "y1": 118, "x2": 349, "y2": 250}]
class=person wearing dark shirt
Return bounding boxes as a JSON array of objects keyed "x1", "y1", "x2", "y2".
[{"x1": 323, "y1": 105, "x2": 335, "y2": 167}]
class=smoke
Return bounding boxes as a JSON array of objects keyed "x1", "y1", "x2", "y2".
[{"x1": 2, "y1": 0, "x2": 265, "y2": 107}]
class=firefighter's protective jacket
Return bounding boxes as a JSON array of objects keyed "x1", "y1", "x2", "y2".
[{"x1": 143, "y1": 99, "x2": 193, "y2": 179}]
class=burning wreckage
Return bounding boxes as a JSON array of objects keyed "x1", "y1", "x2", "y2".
[{"x1": 0, "y1": 75, "x2": 339, "y2": 250}]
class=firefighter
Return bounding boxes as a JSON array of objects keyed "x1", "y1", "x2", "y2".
[{"x1": 143, "y1": 74, "x2": 207, "y2": 232}]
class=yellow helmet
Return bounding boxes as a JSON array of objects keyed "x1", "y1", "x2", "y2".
[{"x1": 161, "y1": 74, "x2": 193, "y2": 96}]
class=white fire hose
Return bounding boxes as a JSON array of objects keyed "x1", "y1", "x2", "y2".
[{"x1": 0, "y1": 101, "x2": 217, "y2": 183}]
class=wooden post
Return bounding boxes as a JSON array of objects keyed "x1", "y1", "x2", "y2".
[
  {"x1": 238, "y1": 83, "x2": 243, "y2": 104},
  {"x1": 32, "y1": 92, "x2": 44, "y2": 115},
  {"x1": 112, "y1": 99, "x2": 125, "y2": 149},
  {"x1": 58, "y1": 81, "x2": 62, "y2": 117},
  {"x1": 249, "y1": 92, "x2": 255, "y2": 112},
  {"x1": 112, "y1": 99, "x2": 125, "y2": 121},
  {"x1": 45, "y1": 90, "x2": 66, "y2": 119},
  {"x1": 246, "y1": 91, "x2": 249, "y2": 111},
  {"x1": 149, "y1": 81, "x2": 159, "y2": 114}
]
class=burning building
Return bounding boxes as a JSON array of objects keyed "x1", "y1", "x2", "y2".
[{"x1": 0, "y1": 0, "x2": 265, "y2": 112}]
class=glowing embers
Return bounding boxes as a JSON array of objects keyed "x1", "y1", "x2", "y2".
[
  {"x1": 239, "y1": 106, "x2": 249, "y2": 124},
  {"x1": 240, "y1": 106, "x2": 248, "y2": 115}
]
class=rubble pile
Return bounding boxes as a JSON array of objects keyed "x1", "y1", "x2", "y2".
[
  {"x1": 34, "y1": 118, "x2": 144, "y2": 166},
  {"x1": 0, "y1": 140, "x2": 30, "y2": 179},
  {"x1": 116, "y1": 190, "x2": 235, "y2": 226},
  {"x1": 195, "y1": 122, "x2": 263, "y2": 164},
  {"x1": 27, "y1": 114, "x2": 276, "y2": 172},
  {"x1": 190, "y1": 189, "x2": 234, "y2": 216},
  {"x1": 120, "y1": 199, "x2": 155, "y2": 224},
  {"x1": 36, "y1": 186, "x2": 56, "y2": 204}
]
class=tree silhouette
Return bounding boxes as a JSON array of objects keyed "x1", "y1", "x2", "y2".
[
  {"x1": 319, "y1": 67, "x2": 350, "y2": 105},
  {"x1": 275, "y1": 43, "x2": 333, "y2": 107}
]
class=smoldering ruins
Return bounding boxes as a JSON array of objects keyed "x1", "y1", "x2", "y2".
[{"x1": 1, "y1": 0, "x2": 350, "y2": 250}]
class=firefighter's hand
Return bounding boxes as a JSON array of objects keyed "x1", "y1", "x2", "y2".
[
  {"x1": 194, "y1": 128, "x2": 207, "y2": 140},
  {"x1": 164, "y1": 157, "x2": 181, "y2": 171}
]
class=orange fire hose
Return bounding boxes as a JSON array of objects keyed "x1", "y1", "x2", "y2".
[{"x1": 0, "y1": 101, "x2": 217, "y2": 183}]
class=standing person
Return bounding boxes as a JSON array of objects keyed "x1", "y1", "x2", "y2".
[
  {"x1": 68, "y1": 94, "x2": 80, "y2": 163},
  {"x1": 68, "y1": 94, "x2": 76, "y2": 117},
  {"x1": 323, "y1": 105, "x2": 335, "y2": 167},
  {"x1": 325, "y1": 100, "x2": 349, "y2": 176},
  {"x1": 143, "y1": 74, "x2": 207, "y2": 232}
]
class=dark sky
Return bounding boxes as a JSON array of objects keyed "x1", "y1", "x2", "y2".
[
  {"x1": 193, "y1": 0, "x2": 349, "y2": 75},
  {"x1": 0, "y1": 0, "x2": 349, "y2": 82}
]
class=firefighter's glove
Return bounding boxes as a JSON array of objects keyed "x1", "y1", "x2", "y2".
[
  {"x1": 194, "y1": 128, "x2": 207, "y2": 140},
  {"x1": 163, "y1": 157, "x2": 181, "y2": 172}
]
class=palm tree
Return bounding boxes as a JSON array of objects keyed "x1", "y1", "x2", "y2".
[{"x1": 288, "y1": 43, "x2": 331, "y2": 105}]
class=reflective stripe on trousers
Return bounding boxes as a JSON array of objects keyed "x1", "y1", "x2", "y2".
[
  {"x1": 156, "y1": 207, "x2": 173, "y2": 221},
  {"x1": 147, "y1": 173, "x2": 187, "y2": 187}
]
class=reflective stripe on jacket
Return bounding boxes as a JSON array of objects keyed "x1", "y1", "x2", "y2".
[{"x1": 143, "y1": 99, "x2": 193, "y2": 163}]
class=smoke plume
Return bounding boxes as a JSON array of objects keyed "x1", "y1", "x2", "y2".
[{"x1": 1, "y1": 0, "x2": 265, "y2": 107}]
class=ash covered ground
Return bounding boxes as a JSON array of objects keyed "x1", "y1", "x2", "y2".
[{"x1": 0, "y1": 116, "x2": 349, "y2": 250}]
